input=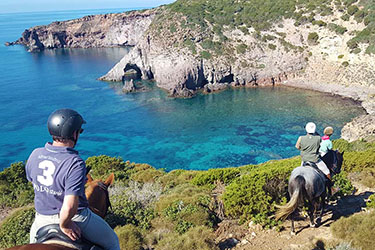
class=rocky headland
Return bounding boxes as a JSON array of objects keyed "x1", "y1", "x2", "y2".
[
  {"x1": 6, "y1": 0, "x2": 375, "y2": 141},
  {"x1": 7, "y1": 9, "x2": 156, "y2": 52}
]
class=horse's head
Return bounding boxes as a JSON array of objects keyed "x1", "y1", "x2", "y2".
[
  {"x1": 322, "y1": 150, "x2": 344, "y2": 175},
  {"x1": 85, "y1": 173, "x2": 114, "y2": 218},
  {"x1": 335, "y1": 150, "x2": 344, "y2": 174}
]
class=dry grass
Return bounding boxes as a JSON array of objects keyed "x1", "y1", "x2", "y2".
[{"x1": 331, "y1": 210, "x2": 375, "y2": 250}]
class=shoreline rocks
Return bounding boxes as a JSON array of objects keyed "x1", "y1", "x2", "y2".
[
  {"x1": 6, "y1": 10, "x2": 156, "y2": 52},
  {"x1": 341, "y1": 114, "x2": 375, "y2": 142}
]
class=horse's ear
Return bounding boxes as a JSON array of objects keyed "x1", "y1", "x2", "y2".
[
  {"x1": 86, "y1": 174, "x2": 94, "y2": 183},
  {"x1": 104, "y1": 173, "x2": 115, "y2": 187}
]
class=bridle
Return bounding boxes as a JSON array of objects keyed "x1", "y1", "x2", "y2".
[
  {"x1": 90, "y1": 181, "x2": 112, "y2": 216},
  {"x1": 328, "y1": 150, "x2": 341, "y2": 175}
]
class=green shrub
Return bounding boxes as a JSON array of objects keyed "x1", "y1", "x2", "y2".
[
  {"x1": 338, "y1": 54, "x2": 344, "y2": 59},
  {"x1": 343, "y1": 0, "x2": 357, "y2": 7},
  {"x1": 341, "y1": 13, "x2": 350, "y2": 21},
  {"x1": 333, "y1": 172, "x2": 354, "y2": 195},
  {"x1": 328, "y1": 23, "x2": 347, "y2": 34},
  {"x1": 158, "y1": 169, "x2": 198, "y2": 189},
  {"x1": 268, "y1": 44, "x2": 277, "y2": 50},
  {"x1": 342, "y1": 61, "x2": 349, "y2": 67},
  {"x1": 106, "y1": 195, "x2": 155, "y2": 230},
  {"x1": 312, "y1": 20, "x2": 327, "y2": 27},
  {"x1": 155, "y1": 184, "x2": 215, "y2": 234},
  {"x1": 331, "y1": 210, "x2": 375, "y2": 250},
  {"x1": 354, "y1": 10, "x2": 366, "y2": 23},
  {"x1": 0, "y1": 162, "x2": 33, "y2": 208},
  {"x1": 364, "y1": 13, "x2": 375, "y2": 26},
  {"x1": 200, "y1": 51, "x2": 212, "y2": 59},
  {"x1": 131, "y1": 167, "x2": 165, "y2": 183},
  {"x1": 155, "y1": 226, "x2": 219, "y2": 250},
  {"x1": 191, "y1": 168, "x2": 240, "y2": 187},
  {"x1": 366, "y1": 194, "x2": 375, "y2": 209},
  {"x1": 0, "y1": 207, "x2": 35, "y2": 248},
  {"x1": 169, "y1": 24, "x2": 177, "y2": 33},
  {"x1": 115, "y1": 224, "x2": 143, "y2": 250},
  {"x1": 352, "y1": 47, "x2": 361, "y2": 54},
  {"x1": 307, "y1": 32, "x2": 319, "y2": 45},
  {"x1": 236, "y1": 43, "x2": 248, "y2": 54},
  {"x1": 341, "y1": 149, "x2": 375, "y2": 173},
  {"x1": 163, "y1": 200, "x2": 211, "y2": 234},
  {"x1": 223, "y1": 158, "x2": 298, "y2": 225},
  {"x1": 365, "y1": 44, "x2": 375, "y2": 54},
  {"x1": 347, "y1": 39, "x2": 358, "y2": 49},
  {"x1": 333, "y1": 139, "x2": 375, "y2": 152},
  {"x1": 347, "y1": 5, "x2": 359, "y2": 16},
  {"x1": 85, "y1": 155, "x2": 128, "y2": 181}
]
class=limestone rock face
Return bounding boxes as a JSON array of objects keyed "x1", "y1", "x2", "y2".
[
  {"x1": 100, "y1": 30, "x2": 306, "y2": 97},
  {"x1": 8, "y1": 10, "x2": 156, "y2": 52},
  {"x1": 341, "y1": 114, "x2": 375, "y2": 142}
]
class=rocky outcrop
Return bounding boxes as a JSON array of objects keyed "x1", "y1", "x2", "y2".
[
  {"x1": 122, "y1": 79, "x2": 136, "y2": 93},
  {"x1": 341, "y1": 114, "x2": 375, "y2": 142},
  {"x1": 100, "y1": 28, "x2": 306, "y2": 97},
  {"x1": 6, "y1": 10, "x2": 156, "y2": 52}
]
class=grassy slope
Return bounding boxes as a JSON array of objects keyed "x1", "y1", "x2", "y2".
[{"x1": 1, "y1": 139, "x2": 375, "y2": 249}]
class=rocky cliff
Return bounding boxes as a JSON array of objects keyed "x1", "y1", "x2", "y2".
[{"x1": 7, "y1": 9, "x2": 156, "y2": 52}]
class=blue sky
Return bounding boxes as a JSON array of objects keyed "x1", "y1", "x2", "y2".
[{"x1": 0, "y1": 0, "x2": 176, "y2": 14}]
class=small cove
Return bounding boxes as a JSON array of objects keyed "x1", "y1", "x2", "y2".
[{"x1": 0, "y1": 10, "x2": 366, "y2": 171}]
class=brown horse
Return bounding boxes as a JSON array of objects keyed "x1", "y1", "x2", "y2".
[{"x1": 7, "y1": 173, "x2": 114, "y2": 250}]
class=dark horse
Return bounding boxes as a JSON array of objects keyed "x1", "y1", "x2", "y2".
[
  {"x1": 276, "y1": 150, "x2": 344, "y2": 235},
  {"x1": 7, "y1": 173, "x2": 114, "y2": 250}
]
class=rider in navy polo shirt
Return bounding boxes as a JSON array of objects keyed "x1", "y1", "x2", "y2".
[{"x1": 26, "y1": 108, "x2": 120, "y2": 250}]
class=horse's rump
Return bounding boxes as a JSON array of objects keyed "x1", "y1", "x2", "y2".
[{"x1": 290, "y1": 166, "x2": 326, "y2": 198}]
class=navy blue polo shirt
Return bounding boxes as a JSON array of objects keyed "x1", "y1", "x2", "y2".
[{"x1": 26, "y1": 142, "x2": 88, "y2": 215}]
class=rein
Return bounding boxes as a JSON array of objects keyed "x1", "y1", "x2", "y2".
[
  {"x1": 98, "y1": 181, "x2": 112, "y2": 212},
  {"x1": 89, "y1": 181, "x2": 112, "y2": 216},
  {"x1": 100, "y1": 181, "x2": 112, "y2": 211}
]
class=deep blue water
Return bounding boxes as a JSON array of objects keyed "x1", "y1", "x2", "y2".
[{"x1": 0, "y1": 10, "x2": 366, "y2": 171}]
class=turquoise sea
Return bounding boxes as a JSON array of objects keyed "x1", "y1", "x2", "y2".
[{"x1": 0, "y1": 9, "x2": 366, "y2": 171}]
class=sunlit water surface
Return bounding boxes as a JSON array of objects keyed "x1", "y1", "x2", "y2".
[{"x1": 0, "y1": 10, "x2": 366, "y2": 171}]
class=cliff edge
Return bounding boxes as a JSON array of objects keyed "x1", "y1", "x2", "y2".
[{"x1": 7, "y1": 9, "x2": 156, "y2": 52}]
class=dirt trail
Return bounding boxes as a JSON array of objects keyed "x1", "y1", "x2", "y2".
[{"x1": 216, "y1": 184, "x2": 374, "y2": 250}]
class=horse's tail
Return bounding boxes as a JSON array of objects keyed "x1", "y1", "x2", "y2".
[{"x1": 276, "y1": 175, "x2": 306, "y2": 221}]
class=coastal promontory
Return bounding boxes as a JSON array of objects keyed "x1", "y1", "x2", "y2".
[{"x1": 8, "y1": 0, "x2": 375, "y2": 141}]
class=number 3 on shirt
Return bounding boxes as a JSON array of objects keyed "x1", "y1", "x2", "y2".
[{"x1": 37, "y1": 160, "x2": 56, "y2": 186}]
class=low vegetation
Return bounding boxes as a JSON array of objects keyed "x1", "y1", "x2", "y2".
[
  {"x1": 0, "y1": 139, "x2": 374, "y2": 248},
  {"x1": 149, "y1": 0, "x2": 375, "y2": 58},
  {"x1": 0, "y1": 162, "x2": 33, "y2": 208},
  {"x1": 0, "y1": 207, "x2": 35, "y2": 248},
  {"x1": 331, "y1": 210, "x2": 375, "y2": 250}
]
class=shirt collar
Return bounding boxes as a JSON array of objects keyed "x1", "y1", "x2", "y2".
[{"x1": 45, "y1": 142, "x2": 78, "y2": 154}]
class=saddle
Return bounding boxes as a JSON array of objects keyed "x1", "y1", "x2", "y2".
[
  {"x1": 302, "y1": 161, "x2": 328, "y2": 181},
  {"x1": 36, "y1": 224, "x2": 103, "y2": 250}
]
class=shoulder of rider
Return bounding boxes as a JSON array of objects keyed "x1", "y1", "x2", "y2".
[{"x1": 295, "y1": 136, "x2": 302, "y2": 149}]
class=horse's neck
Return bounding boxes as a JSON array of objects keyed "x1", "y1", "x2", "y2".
[{"x1": 85, "y1": 182, "x2": 108, "y2": 218}]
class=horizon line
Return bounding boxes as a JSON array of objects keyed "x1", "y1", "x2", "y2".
[{"x1": 0, "y1": 5, "x2": 162, "y2": 15}]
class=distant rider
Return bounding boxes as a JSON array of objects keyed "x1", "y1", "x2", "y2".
[
  {"x1": 26, "y1": 108, "x2": 120, "y2": 250},
  {"x1": 295, "y1": 122, "x2": 338, "y2": 195},
  {"x1": 320, "y1": 126, "x2": 334, "y2": 156}
]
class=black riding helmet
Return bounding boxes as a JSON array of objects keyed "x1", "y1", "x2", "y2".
[{"x1": 47, "y1": 108, "x2": 86, "y2": 139}]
